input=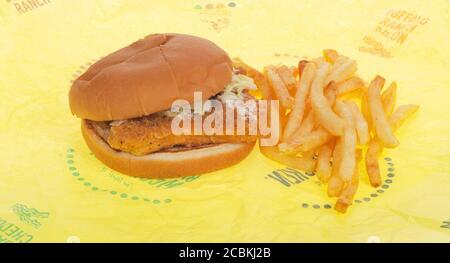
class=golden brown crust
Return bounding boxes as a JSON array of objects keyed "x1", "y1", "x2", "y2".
[
  {"x1": 81, "y1": 120, "x2": 255, "y2": 178},
  {"x1": 69, "y1": 33, "x2": 232, "y2": 121},
  {"x1": 87, "y1": 92, "x2": 258, "y2": 155}
]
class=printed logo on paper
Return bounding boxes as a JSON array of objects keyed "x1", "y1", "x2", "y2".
[
  {"x1": 192, "y1": 2, "x2": 238, "y2": 32},
  {"x1": 0, "y1": 217, "x2": 34, "y2": 243},
  {"x1": 0, "y1": 203, "x2": 47, "y2": 243},
  {"x1": 441, "y1": 220, "x2": 450, "y2": 229},
  {"x1": 11, "y1": 203, "x2": 49, "y2": 229},
  {"x1": 5, "y1": 0, "x2": 52, "y2": 14},
  {"x1": 65, "y1": 147, "x2": 200, "y2": 205},
  {"x1": 265, "y1": 157, "x2": 398, "y2": 210},
  {"x1": 359, "y1": 9, "x2": 430, "y2": 58}
]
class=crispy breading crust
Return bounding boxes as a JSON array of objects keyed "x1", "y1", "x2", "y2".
[{"x1": 89, "y1": 96, "x2": 258, "y2": 156}]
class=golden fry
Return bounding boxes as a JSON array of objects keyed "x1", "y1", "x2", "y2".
[
  {"x1": 277, "y1": 65, "x2": 297, "y2": 90},
  {"x1": 282, "y1": 62, "x2": 316, "y2": 142},
  {"x1": 326, "y1": 57, "x2": 357, "y2": 84},
  {"x1": 297, "y1": 60, "x2": 309, "y2": 80},
  {"x1": 323, "y1": 49, "x2": 339, "y2": 63},
  {"x1": 328, "y1": 140, "x2": 344, "y2": 197},
  {"x1": 257, "y1": 51, "x2": 419, "y2": 214},
  {"x1": 330, "y1": 56, "x2": 347, "y2": 70},
  {"x1": 290, "y1": 110, "x2": 315, "y2": 138},
  {"x1": 324, "y1": 81, "x2": 337, "y2": 106},
  {"x1": 335, "y1": 149, "x2": 362, "y2": 213},
  {"x1": 316, "y1": 141, "x2": 335, "y2": 182},
  {"x1": 346, "y1": 100, "x2": 370, "y2": 145},
  {"x1": 278, "y1": 128, "x2": 330, "y2": 154},
  {"x1": 365, "y1": 104, "x2": 419, "y2": 187},
  {"x1": 360, "y1": 85, "x2": 373, "y2": 132},
  {"x1": 302, "y1": 148, "x2": 318, "y2": 159},
  {"x1": 365, "y1": 138, "x2": 383, "y2": 187},
  {"x1": 266, "y1": 67, "x2": 294, "y2": 109},
  {"x1": 336, "y1": 76, "x2": 364, "y2": 96},
  {"x1": 256, "y1": 74, "x2": 273, "y2": 100},
  {"x1": 334, "y1": 101, "x2": 357, "y2": 183},
  {"x1": 290, "y1": 66, "x2": 299, "y2": 78},
  {"x1": 389, "y1": 104, "x2": 419, "y2": 131},
  {"x1": 312, "y1": 57, "x2": 326, "y2": 67},
  {"x1": 260, "y1": 145, "x2": 316, "y2": 172},
  {"x1": 232, "y1": 57, "x2": 261, "y2": 78},
  {"x1": 367, "y1": 75, "x2": 399, "y2": 148},
  {"x1": 382, "y1": 81, "x2": 397, "y2": 116},
  {"x1": 311, "y1": 62, "x2": 345, "y2": 136}
]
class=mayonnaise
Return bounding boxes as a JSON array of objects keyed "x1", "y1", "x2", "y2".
[{"x1": 161, "y1": 73, "x2": 256, "y2": 117}]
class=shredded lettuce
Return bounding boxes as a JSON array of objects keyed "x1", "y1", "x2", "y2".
[
  {"x1": 161, "y1": 73, "x2": 256, "y2": 117},
  {"x1": 218, "y1": 74, "x2": 257, "y2": 102}
]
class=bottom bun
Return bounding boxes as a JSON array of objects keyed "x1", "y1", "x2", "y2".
[{"x1": 81, "y1": 120, "x2": 256, "y2": 178}]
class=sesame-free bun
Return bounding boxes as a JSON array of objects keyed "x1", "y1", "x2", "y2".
[
  {"x1": 81, "y1": 120, "x2": 255, "y2": 178},
  {"x1": 69, "y1": 33, "x2": 232, "y2": 121}
]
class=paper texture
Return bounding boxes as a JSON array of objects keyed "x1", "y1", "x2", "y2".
[{"x1": 0, "y1": 0, "x2": 449, "y2": 242}]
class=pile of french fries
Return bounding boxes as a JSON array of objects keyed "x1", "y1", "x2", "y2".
[{"x1": 233, "y1": 50, "x2": 419, "y2": 213}]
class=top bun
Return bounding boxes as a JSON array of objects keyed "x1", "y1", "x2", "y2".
[{"x1": 69, "y1": 33, "x2": 232, "y2": 121}]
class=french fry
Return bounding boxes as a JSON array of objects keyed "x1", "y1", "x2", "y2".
[
  {"x1": 266, "y1": 67, "x2": 294, "y2": 109},
  {"x1": 328, "y1": 175, "x2": 344, "y2": 198},
  {"x1": 282, "y1": 62, "x2": 316, "y2": 142},
  {"x1": 323, "y1": 49, "x2": 339, "y2": 63},
  {"x1": 259, "y1": 74, "x2": 274, "y2": 100},
  {"x1": 260, "y1": 145, "x2": 316, "y2": 172},
  {"x1": 360, "y1": 85, "x2": 372, "y2": 132},
  {"x1": 278, "y1": 128, "x2": 330, "y2": 154},
  {"x1": 326, "y1": 58, "x2": 357, "y2": 84},
  {"x1": 335, "y1": 148, "x2": 362, "y2": 213},
  {"x1": 302, "y1": 148, "x2": 318, "y2": 159},
  {"x1": 316, "y1": 140, "x2": 335, "y2": 182},
  {"x1": 346, "y1": 100, "x2": 370, "y2": 145},
  {"x1": 257, "y1": 51, "x2": 419, "y2": 214},
  {"x1": 277, "y1": 65, "x2": 297, "y2": 90},
  {"x1": 355, "y1": 148, "x2": 362, "y2": 161},
  {"x1": 324, "y1": 81, "x2": 337, "y2": 106},
  {"x1": 365, "y1": 104, "x2": 419, "y2": 187},
  {"x1": 232, "y1": 57, "x2": 262, "y2": 78},
  {"x1": 336, "y1": 76, "x2": 364, "y2": 96},
  {"x1": 389, "y1": 104, "x2": 419, "y2": 131},
  {"x1": 365, "y1": 138, "x2": 383, "y2": 187},
  {"x1": 328, "y1": 176, "x2": 344, "y2": 198},
  {"x1": 382, "y1": 81, "x2": 397, "y2": 116},
  {"x1": 290, "y1": 66, "x2": 299, "y2": 78},
  {"x1": 312, "y1": 57, "x2": 326, "y2": 66},
  {"x1": 334, "y1": 101, "x2": 357, "y2": 183},
  {"x1": 311, "y1": 62, "x2": 346, "y2": 136},
  {"x1": 367, "y1": 75, "x2": 399, "y2": 148},
  {"x1": 290, "y1": 109, "x2": 315, "y2": 138},
  {"x1": 332, "y1": 55, "x2": 349, "y2": 68},
  {"x1": 298, "y1": 60, "x2": 309, "y2": 80},
  {"x1": 328, "y1": 140, "x2": 343, "y2": 197}
]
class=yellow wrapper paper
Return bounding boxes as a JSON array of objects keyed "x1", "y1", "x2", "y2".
[{"x1": 0, "y1": 0, "x2": 449, "y2": 242}]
